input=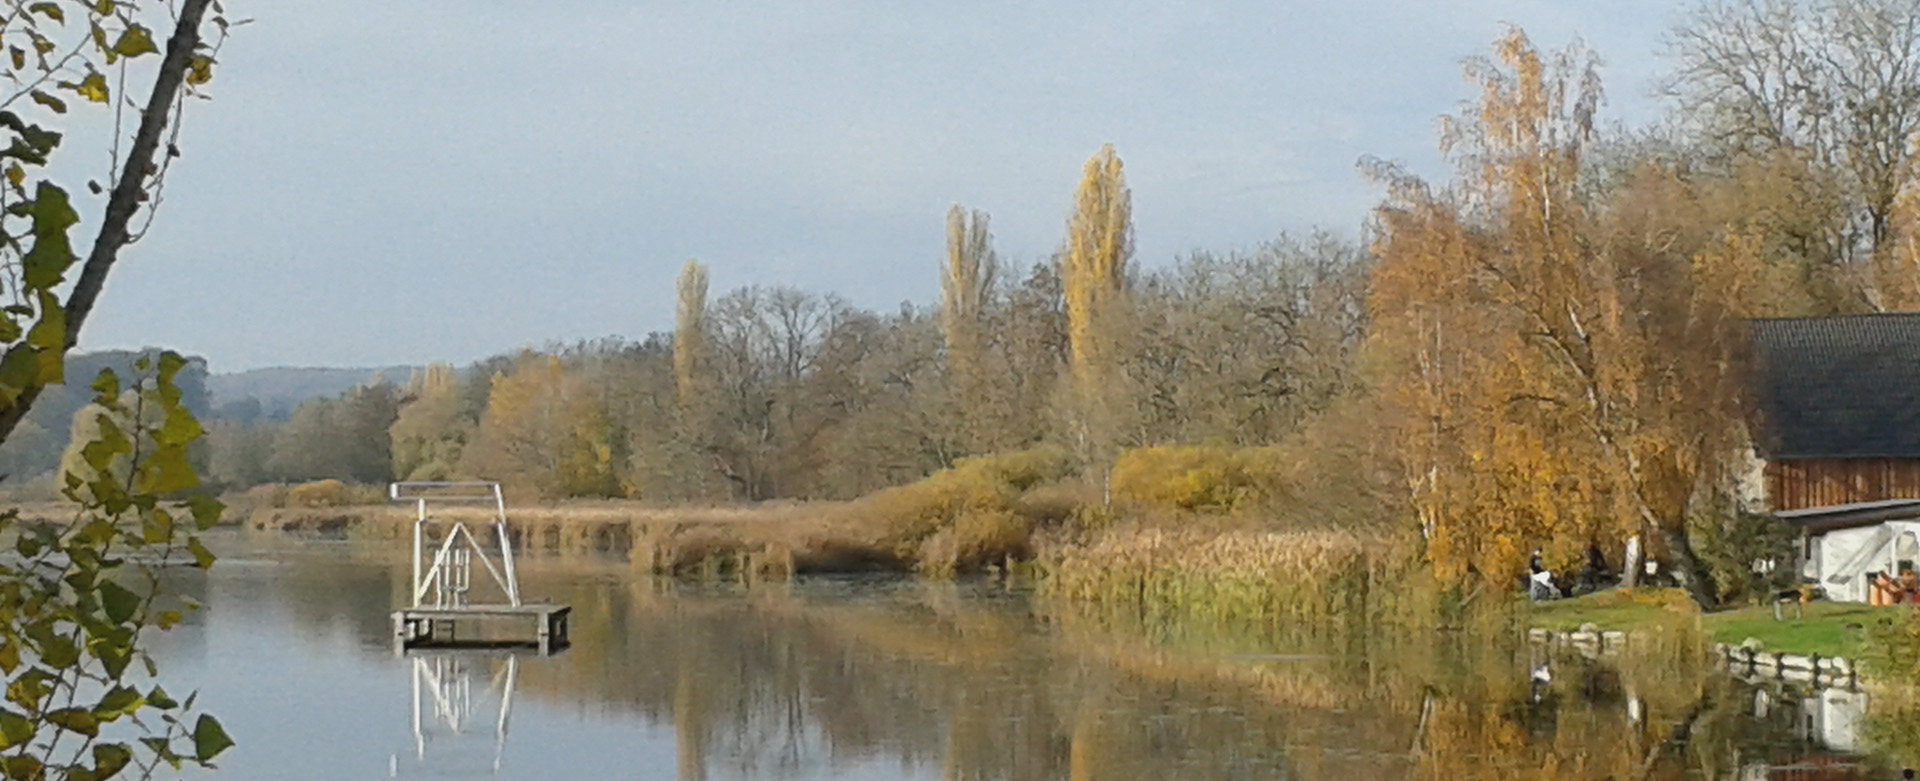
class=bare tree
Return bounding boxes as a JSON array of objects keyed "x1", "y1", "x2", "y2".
[{"x1": 1664, "y1": 0, "x2": 1920, "y2": 296}]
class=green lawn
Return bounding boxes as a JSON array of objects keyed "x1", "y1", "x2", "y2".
[
  {"x1": 1530, "y1": 589, "x2": 1909, "y2": 658},
  {"x1": 1701, "y1": 602, "x2": 1889, "y2": 658},
  {"x1": 1528, "y1": 588, "x2": 1699, "y2": 631}
]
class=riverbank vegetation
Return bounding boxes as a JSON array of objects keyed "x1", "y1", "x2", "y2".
[{"x1": 17, "y1": 1, "x2": 1920, "y2": 641}]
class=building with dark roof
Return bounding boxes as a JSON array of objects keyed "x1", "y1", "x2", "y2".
[{"x1": 1749, "y1": 313, "x2": 1920, "y2": 511}]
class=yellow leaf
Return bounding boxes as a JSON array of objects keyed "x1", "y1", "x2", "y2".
[{"x1": 74, "y1": 72, "x2": 107, "y2": 103}]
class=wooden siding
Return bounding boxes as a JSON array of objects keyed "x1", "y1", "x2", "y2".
[{"x1": 1767, "y1": 458, "x2": 1920, "y2": 511}]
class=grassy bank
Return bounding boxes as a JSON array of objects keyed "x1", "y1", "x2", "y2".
[{"x1": 1530, "y1": 588, "x2": 1893, "y2": 658}]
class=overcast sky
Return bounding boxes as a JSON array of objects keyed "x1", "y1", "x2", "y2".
[{"x1": 76, "y1": 1, "x2": 1686, "y2": 372}]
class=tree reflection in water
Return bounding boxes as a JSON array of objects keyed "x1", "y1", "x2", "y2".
[{"x1": 479, "y1": 572, "x2": 1899, "y2": 781}]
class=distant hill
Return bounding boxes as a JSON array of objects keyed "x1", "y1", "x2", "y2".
[{"x1": 209, "y1": 365, "x2": 419, "y2": 420}]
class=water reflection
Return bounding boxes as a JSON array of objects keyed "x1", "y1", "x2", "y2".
[
  {"x1": 156, "y1": 535, "x2": 1915, "y2": 779},
  {"x1": 394, "y1": 653, "x2": 520, "y2": 777}
]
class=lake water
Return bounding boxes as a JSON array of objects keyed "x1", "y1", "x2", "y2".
[{"x1": 145, "y1": 533, "x2": 1905, "y2": 780}]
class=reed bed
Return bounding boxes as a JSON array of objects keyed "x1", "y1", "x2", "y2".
[{"x1": 1043, "y1": 527, "x2": 1430, "y2": 633}]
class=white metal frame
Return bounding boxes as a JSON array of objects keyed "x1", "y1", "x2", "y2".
[{"x1": 391, "y1": 482, "x2": 521, "y2": 608}]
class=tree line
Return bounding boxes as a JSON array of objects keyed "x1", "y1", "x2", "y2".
[{"x1": 71, "y1": 0, "x2": 1920, "y2": 604}]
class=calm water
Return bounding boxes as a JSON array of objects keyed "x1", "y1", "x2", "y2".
[{"x1": 143, "y1": 533, "x2": 1905, "y2": 780}]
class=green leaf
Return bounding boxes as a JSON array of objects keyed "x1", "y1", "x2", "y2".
[
  {"x1": 92, "y1": 743, "x2": 132, "y2": 777},
  {"x1": 146, "y1": 685, "x2": 176, "y2": 710},
  {"x1": 186, "y1": 54, "x2": 215, "y2": 87},
  {"x1": 26, "y1": 3, "x2": 61, "y2": 24},
  {"x1": 46, "y1": 707, "x2": 98, "y2": 736},
  {"x1": 186, "y1": 537, "x2": 214, "y2": 570},
  {"x1": 157, "y1": 406, "x2": 203, "y2": 446},
  {"x1": 109, "y1": 25, "x2": 157, "y2": 58},
  {"x1": 157, "y1": 351, "x2": 187, "y2": 385},
  {"x1": 91, "y1": 367, "x2": 119, "y2": 400},
  {"x1": 2, "y1": 754, "x2": 41, "y2": 780},
  {"x1": 22, "y1": 181, "x2": 78, "y2": 290},
  {"x1": 0, "y1": 345, "x2": 39, "y2": 405},
  {"x1": 98, "y1": 580, "x2": 139, "y2": 624},
  {"x1": 0, "y1": 711, "x2": 30, "y2": 749},
  {"x1": 8, "y1": 668, "x2": 51, "y2": 708},
  {"x1": 94, "y1": 685, "x2": 141, "y2": 719},
  {"x1": 187, "y1": 494, "x2": 224, "y2": 530},
  {"x1": 139, "y1": 443, "x2": 198, "y2": 494},
  {"x1": 141, "y1": 508, "x2": 172, "y2": 544},
  {"x1": 41, "y1": 633, "x2": 78, "y2": 669},
  {"x1": 27, "y1": 291, "x2": 65, "y2": 351},
  {"x1": 191, "y1": 714, "x2": 233, "y2": 762},
  {"x1": 28, "y1": 90, "x2": 64, "y2": 114}
]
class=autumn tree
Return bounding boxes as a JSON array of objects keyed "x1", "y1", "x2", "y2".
[
  {"x1": 390, "y1": 363, "x2": 471, "y2": 481},
  {"x1": 1371, "y1": 28, "x2": 1745, "y2": 605},
  {"x1": 941, "y1": 205, "x2": 997, "y2": 453},
  {"x1": 461, "y1": 352, "x2": 622, "y2": 499},
  {"x1": 674, "y1": 260, "x2": 710, "y2": 406},
  {"x1": 1061, "y1": 144, "x2": 1135, "y2": 475}
]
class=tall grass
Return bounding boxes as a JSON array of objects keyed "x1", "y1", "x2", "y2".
[{"x1": 1043, "y1": 526, "x2": 1432, "y2": 633}]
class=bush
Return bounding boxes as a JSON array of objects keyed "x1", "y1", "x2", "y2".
[
  {"x1": 1109, "y1": 446, "x2": 1286, "y2": 513},
  {"x1": 1693, "y1": 509, "x2": 1797, "y2": 605},
  {"x1": 852, "y1": 448, "x2": 1074, "y2": 568}
]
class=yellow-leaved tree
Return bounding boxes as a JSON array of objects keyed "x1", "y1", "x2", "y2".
[
  {"x1": 1370, "y1": 28, "x2": 1752, "y2": 606},
  {"x1": 462, "y1": 353, "x2": 621, "y2": 499},
  {"x1": 1062, "y1": 144, "x2": 1134, "y2": 478}
]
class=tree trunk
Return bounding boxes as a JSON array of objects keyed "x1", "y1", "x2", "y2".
[
  {"x1": 1622, "y1": 534, "x2": 1642, "y2": 589},
  {"x1": 1648, "y1": 515, "x2": 1719, "y2": 609}
]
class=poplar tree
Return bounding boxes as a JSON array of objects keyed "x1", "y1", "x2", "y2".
[
  {"x1": 674, "y1": 260, "x2": 710, "y2": 406},
  {"x1": 1062, "y1": 144, "x2": 1134, "y2": 472},
  {"x1": 941, "y1": 205, "x2": 996, "y2": 452}
]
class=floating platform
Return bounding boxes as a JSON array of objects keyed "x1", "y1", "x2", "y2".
[{"x1": 392, "y1": 603, "x2": 571, "y2": 655}]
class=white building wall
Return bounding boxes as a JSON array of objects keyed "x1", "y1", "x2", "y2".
[
  {"x1": 1813, "y1": 522, "x2": 1920, "y2": 602},
  {"x1": 1817, "y1": 526, "x2": 1885, "y2": 602}
]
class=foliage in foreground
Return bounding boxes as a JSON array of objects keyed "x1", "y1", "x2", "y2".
[
  {"x1": 0, "y1": 0, "x2": 240, "y2": 774},
  {"x1": 1, "y1": 357, "x2": 228, "y2": 778}
]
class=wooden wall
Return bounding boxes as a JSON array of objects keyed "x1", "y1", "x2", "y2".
[{"x1": 1767, "y1": 458, "x2": 1920, "y2": 511}]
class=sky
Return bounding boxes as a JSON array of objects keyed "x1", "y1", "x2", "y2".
[{"x1": 76, "y1": 1, "x2": 1688, "y2": 372}]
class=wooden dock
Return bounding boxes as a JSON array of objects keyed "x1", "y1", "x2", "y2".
[{"x1": 392, "y1": 603, "x2": 571, "y2": 655}]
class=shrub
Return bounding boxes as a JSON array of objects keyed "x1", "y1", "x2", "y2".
[
  {"x1": 852, "y1": 448, "x2": 1073, "y2": 568},
  {"x1": 1109, "y1": 446, "x2": 1287, "y2": 513}
]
